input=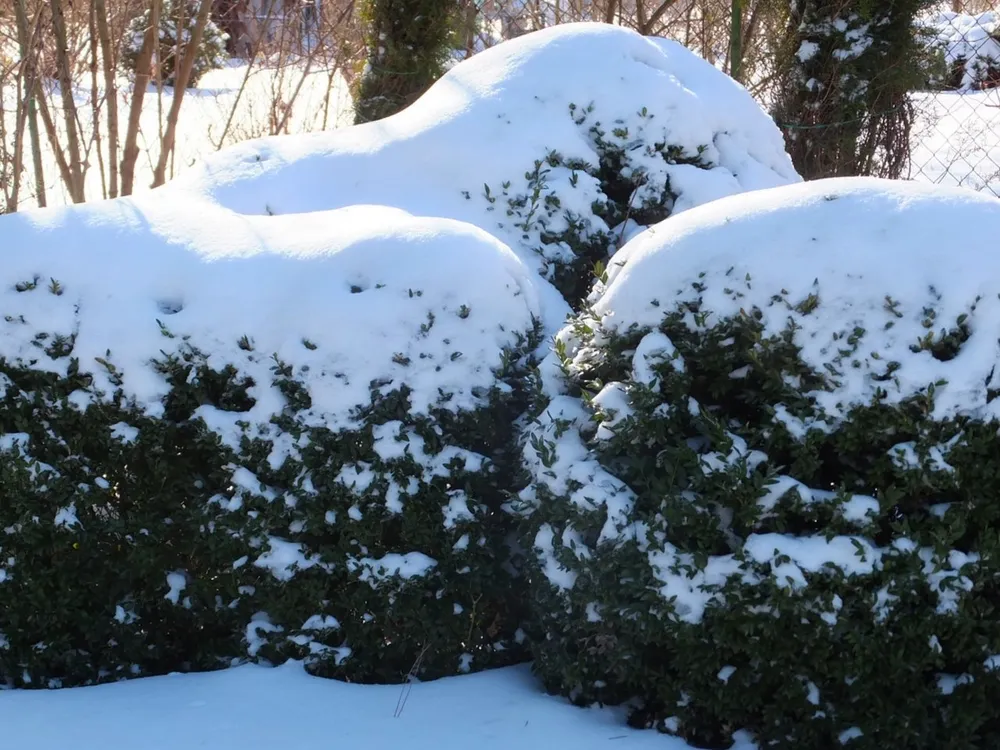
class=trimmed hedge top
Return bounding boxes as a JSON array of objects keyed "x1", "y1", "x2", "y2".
[
  {"x1": 176, "y1": 23, "x2": 799, "y2": 311},
  {"x1": 0, "y1": 202, "x2": 537, "y2": 425},
  {"x1": 522, "y1": 177, "x2": 1000, "y2": 749},
  {"x1": 590, "y1": 176, "x2": 1000, "y2": 421}
]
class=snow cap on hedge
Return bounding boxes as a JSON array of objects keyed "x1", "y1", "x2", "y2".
[
  {"x1": 178, "y1": 23, "x2": 798, "y2": 311},
  {"x1": 0, "y1": 197, "x2": 541, "y2": 687},
  {"x1": 0, "y1": 198, "x2": 540, "y2": 430},
  {"x1": 591, "y1": 176, "x2": 1000, "y2": 422},
  {"x1": 524, "y1": 177, "x2": 1000, "y2": 748}
]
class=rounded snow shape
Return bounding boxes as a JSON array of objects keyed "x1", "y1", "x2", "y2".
[
  {"x1": 522, "y1": 177, "x2": 1000, "y2": 750},
  {"x1": 0, "y1": 201, "x2": 540, "y2": 687},
  {"x1": 179, "y1": 22, "x2": 799, "y2": 310}
]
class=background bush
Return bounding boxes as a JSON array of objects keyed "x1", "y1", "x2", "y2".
[
  {"x1": 521, "y1": 178, "x2": 1000, "y2": 750},
  {"x1": 122, "y1": 0, "x2": 228, "y2": 88}
]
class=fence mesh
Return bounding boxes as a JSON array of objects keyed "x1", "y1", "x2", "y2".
[
  {"x1": 910, "y1": 2, "x2": 1000, "y2": 195},
  {"x1": 456, "y1": 0, "x2": 1000, "y2": 196}
]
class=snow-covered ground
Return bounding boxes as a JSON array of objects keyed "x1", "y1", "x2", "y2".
[
  {"x1": 911, "y1": 89, "x2": 1000, "y2": 196},
  {"x1": 910, "y1": 9, "x2": 1000, "y2": 196},
  {"x1": 0, "y1": 662, "x2": 755, "y2": 750}
]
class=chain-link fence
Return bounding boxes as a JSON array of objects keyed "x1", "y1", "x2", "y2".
[
  {"x1": 910, "y1": 2, "x2": 1000, "y2": 195},
  {"x1": 455, "y1": 0, "x2": 1000, "y2": 195}
]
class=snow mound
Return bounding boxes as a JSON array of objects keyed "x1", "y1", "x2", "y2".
[
  {"x1": 177, "y1": 23, "x2": 798, "y2": 302},
  {"x1": 922, "y1": 10, "x2": 1000, "y2": 90},
  {"x1": 0, "y1": 199, "x2": 539, "y2": 427},
  {"x1": 591, "y1": 176, "x2": 1000, "y2": 422},
  {"x1": 0, "y1": 662, "x2": 739, "y2": 750}
]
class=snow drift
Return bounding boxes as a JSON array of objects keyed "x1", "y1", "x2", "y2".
[{"x1": 177, "y1": 22, "x2": 799, "y2": 304}]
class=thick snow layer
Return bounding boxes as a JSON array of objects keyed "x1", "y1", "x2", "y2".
[
  {"x1": 176, "y1": 23, "x2": 798, "y2": 292},
  {"x1": 0, "y1": 662, "x2": 756, "y2": 750},
  {"x1": 0, "y1": 199, "x2": 539, "y2": 427},
  {"x1": 592, "y1": 176, "x2": 1000, "y2": 422}
]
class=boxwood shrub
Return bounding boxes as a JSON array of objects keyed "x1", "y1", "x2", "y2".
[
  {"x1": 520, "y1": 178, "x2": 1000, "y2": 749},
  {"x1": 0, "y1": 207, "x2": 539, "y2": 688}
]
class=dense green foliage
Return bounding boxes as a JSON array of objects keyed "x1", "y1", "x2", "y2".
[
  {"x1": 353, "y1": 0, "x2": 464, "y2": 123},
  {"x1": 475, "y1": 104, "x2": 711, "y2": 307},
  {"x1": 523, "y1": 281, "x2": 1000, "y2": 749},
  {"x1": 0, "y1": 281, "x2": 538, "y2": 688}
]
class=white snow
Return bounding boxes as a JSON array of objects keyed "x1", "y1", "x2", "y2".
[
  {"x1": 254, "y1": 538, "x2": 330, "y2": 582},
  {"x1": 174, "y1": 22, "x2": 797, "y2": 312},
  {"x1": 743, "y1": 534, "x2": 882, "y2": 589},
  {"x1": 0, "y1": 662, "x2": 754, "y2": 750},
  {"x1": 911, "y1": 89, "x2": 1000, "y2": 196},
  {"x1": 0, "y1": 202, "x2": 540, "y2": 431},
  {"x1": 592, "y1": 177, "x2": 1000, "y2": 422},
  {"x1": 163, "y1": 572, "x2": 187, "y2": 605},
  {"x1": 348, "y1": 552, "x2": 438, "y2": 585}
]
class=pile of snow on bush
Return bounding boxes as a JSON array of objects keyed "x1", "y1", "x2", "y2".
[
  {"x1": 179, "y1": 22, "x2": 798, "y2": 307},
  {"x1": 522, "y1": 177, "x2": 1000, "y2": 750},
  {"x1": 0, "y1": 198, "x2": 540, "y2": 687}
]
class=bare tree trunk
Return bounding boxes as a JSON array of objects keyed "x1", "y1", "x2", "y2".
[
  {"x1": 49, "y1": 0, "x2": 87, "y2": 202},
  {"x1": 604, "y1": 0, "x2": 618, "y2": 23},
  {"x1": 35, "y1": 87, "x2": 78, "y2": 196},
  {"x1": 89, "y1": 4, "x2": 108, "y2": 200},
  {"x1": 14, "y1": 0, "x2": 47, "y2": 207},
  {"x1": 151, "y1": 0, "x2": 214, "y2": 187},
  {"x1": 5, "y1": 74, "x2": 26, "y2": 212},
  {"x1": 121, "y1": 19, "x2": 156, "y2": 195},
  {"x1": 94, "y1": 0, "x2": 120, "y2": 198}
]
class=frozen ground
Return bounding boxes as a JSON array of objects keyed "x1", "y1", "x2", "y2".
[{"x1": 0, "y1": 662, "x2": 757, "y2": 750}]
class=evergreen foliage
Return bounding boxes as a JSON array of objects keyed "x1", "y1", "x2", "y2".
[
  {"x1": 522, "y1": 181, "x2": 1000, "y2": 749},
  {"x1": 773, "y1": 0, "x2": 937, "y2": 179},
  {"x1": 475, "y1": 103, "x2": 711, "y2": 308},
  {"x1": 0, "y1": 263, "x2": 538, "y2": 688},
  {"x1": 122, "y1": 0, "x2": 228, "y2": 88},
  {"x1": 353, "y1": 0, "x2": 464, "y2": 123}
]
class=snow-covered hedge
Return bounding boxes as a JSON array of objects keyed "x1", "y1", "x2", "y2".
[
  {"x1": 0, "y1": 200, "x2": 539, "y2": 687},
  {"x1": 921, "y1": 10, "x2": 1000, "y2": 91},
  {"x1": 521, "y1": 178, "x2": 1000, "y2": 749},
  {"x1": 179, "y1": 23, "x2": 798, "y2": 309}
]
